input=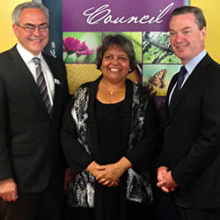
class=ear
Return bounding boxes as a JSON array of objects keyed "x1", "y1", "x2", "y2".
[
  {"x1": 12, "y1": 24, "x2": 19, "y2": 37},
  {"x1": 200, "y1": 26, "x2": 206, "y2": 40}
]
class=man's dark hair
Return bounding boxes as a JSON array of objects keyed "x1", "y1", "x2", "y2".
[{"x1": 171, "y1": 6, "x2": 206, "y2": 30}]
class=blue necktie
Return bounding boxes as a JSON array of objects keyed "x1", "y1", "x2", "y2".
[{"x1": 170, "y1": 66, "x2": 187, "y2": 109}]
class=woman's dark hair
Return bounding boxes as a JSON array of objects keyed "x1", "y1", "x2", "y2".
[
  {"x1": 96, "y1": 34, "x2": 137, "y2": 73},
  {"x1": 171, "y1": 6, "x2": 206, "y2": 30}
]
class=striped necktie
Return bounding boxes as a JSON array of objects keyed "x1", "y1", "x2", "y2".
[{"x1": 33, "y1": 57, "x2": 52, "y2": 115}]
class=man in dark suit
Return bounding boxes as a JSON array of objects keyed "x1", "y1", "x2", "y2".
[
  {"x1": 157, "y1": 6, "x2": 220, "y2": 220},
  {"x1": 0, "y1": 2, "x2": 70, "y2": 220}
]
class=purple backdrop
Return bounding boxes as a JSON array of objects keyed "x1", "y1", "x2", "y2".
[{"x1": 63, "y1": 0, "x2": 184, "y2": 32}]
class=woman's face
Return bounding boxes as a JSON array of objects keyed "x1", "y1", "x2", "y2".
[{"x1": 101, "y1": 45, "x2": 130, "y2": 84}]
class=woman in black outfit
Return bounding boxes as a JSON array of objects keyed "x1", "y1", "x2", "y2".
[{"x1": 61, "y1": 34, "x2": 160, "y2": 220}]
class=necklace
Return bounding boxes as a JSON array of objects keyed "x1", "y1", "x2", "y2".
[{"x1": 109, "y1": 91, "x2": 114, "y2": 95}]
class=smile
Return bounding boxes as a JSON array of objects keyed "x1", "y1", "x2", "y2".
[
  {"x1": 176, "y1": 44, "x2": 188, "y2": 49},
  {"x1": 29, "y1": 38, "x2": 43, "y2": 42},
  {"x1": 109, "y1": 68, "x2": 120, "y2": 72}
]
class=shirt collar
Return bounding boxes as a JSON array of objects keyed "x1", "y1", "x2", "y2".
[
  {"x1": 16, "y1": 43, "x2": 43, "y2": 64},
  {"x1": 185, "y1": 50, "x2": 207, "y2": 75}
]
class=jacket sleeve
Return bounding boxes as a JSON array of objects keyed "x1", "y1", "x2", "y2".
[
  {"x1": 0, "y1": 74, "x2": 13, "y2": 181},
  {"x1": 125, "y1": 97, "x2": 161, "y2": 174}
]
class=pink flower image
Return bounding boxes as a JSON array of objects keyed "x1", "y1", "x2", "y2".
[
  {"x1": 63, "y1": 36, "x2": 94, "y2": 62},
  {"x1": 63, "y1": 37, "x2": 80, "y2": 55},
  {"x1": 76, "y1": 42, "x2": 93, "y2": 56}
]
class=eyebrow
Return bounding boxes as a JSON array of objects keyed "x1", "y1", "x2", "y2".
[
  {"x1": 169, "y1": 26, "x2": 191, "y2": 32},
  {"x1": 23, "y1": 22, "x2": 48, "y2": 26},
  {"x1": 104, "y1": 53, "x2": 128, "y2": 57}
]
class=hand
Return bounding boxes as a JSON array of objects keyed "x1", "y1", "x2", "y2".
[
  {"x1": 157, "y1": 167, "x2": 178, "y2": 193},
  {"x1": 86, "y1": 161, "x2": 116, "y2": 186},
  {"x1": 96, "y1": 163, "x2": 120, "y2": 187},
  {"x1": 157, "y1": 166, "x2": 168, "y2": 182},
  {"x1": 64, "y1": 168, "x2": 72, "y2": 191},
  {"x1": 157, "y1": 166, "x2": 170, "y2": 193},
  {"x1": 86, "y1": 161, "x2": 105, "y2": 178},
  {"x1": 86, "y1": 161, "x2": 118, "y2": 187},
  {"x1": 98, "y1": 177, "x2": 120, "y2": 187},
  {"x1": 96, "y1": 157, "x2": 132, "y2": 187},
  {"x1": 0, "y1": 178, "x2": 18, "y2": 202}
]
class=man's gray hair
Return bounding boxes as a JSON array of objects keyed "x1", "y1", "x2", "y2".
[{"x1": 12, "y1": 2, "x2": 49, "y2": 25}]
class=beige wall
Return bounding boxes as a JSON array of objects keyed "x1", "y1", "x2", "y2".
[
  {"x1": 1, "y1": 1, "x2": 220, "y2": 63},
  {"x1": 0, "y1": 1, "x2": 31, "y2": 52},
  {"x1": 192, "y1": 0, "x2": 220, "y2": 63}
]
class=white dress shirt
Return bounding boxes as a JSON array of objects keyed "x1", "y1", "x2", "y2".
[
  {"x1": 16, "y1": 43, "x2": 55, "y2": 106},
  {"x1": 169, "y1": 50, "x2": 207, "y2": 105}
]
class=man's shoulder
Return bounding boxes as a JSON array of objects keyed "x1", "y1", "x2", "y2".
[
  {"x1": 208, "y1": 57, "x2": 220, "y2": 70},
  {"x1": 0, "y1": 46, "x2": 17, "y2": 60},
  {"x1": 0, "y1": 46, "x2": 20, "y2": 72},
  {"x1": 199, "y1": 53, "x2": 220, "y2": 70},
  {"x1": 197, "y1": 54, "x2": 220, "y2": 87}
]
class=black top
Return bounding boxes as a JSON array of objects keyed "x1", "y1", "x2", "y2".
[
  {"x1": 95, "y1": 98, "x2": 126, "y2": 220},
  {"x1": 95, "y1": 99, "x2": 125, "y2": 164}
]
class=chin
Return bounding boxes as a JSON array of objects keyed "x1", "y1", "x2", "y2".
[
  {"x1": 30, "y1": 49, "x2": 42, "y2": 56},
  {"x1": 32, "y1": 46, "x2": 45, "y2": 54}
]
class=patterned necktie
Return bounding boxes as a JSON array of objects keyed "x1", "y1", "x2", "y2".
[
  {"x1": 33, "y1": 57, "x2": 52, "y2": 115},
  {"x1": 169, "y1": 66, "x2": 187, "y2": 109}
]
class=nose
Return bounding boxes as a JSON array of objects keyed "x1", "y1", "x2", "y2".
[
  {"x1": 111, "y1": 57, "x2": 120, "y2": 64},
  {"x1": 175, "y1": 33, "x2": 183, "y2": 42},
  {"x1": 32, "y1": 27, "x2": 41, "y2": 36},
  {"x1": 112, "y1": 58, "x2": 118, "y2": 63}
]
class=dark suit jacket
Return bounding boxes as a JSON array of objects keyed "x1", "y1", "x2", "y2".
[
  {"x1": 161, "y1": 54, "x2": 220, "y2": 209},
  {"x1": 0, "y1": 45, "x2": 69, "y2": 193}
]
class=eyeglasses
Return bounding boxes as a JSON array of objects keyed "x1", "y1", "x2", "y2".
[{"x1": 16, "y1": 23, "x2": 49, "y2": 33}]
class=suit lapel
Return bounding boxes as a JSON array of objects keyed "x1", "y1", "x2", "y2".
[
  {"x1": 43, "y1": 54, "x2": 60, "y2": 112},
  {"x1": 168, "y1": 54, "x2": 211, "y2": 122},
  {"x1": 164, "y1": 73, "x2": 177, "y2": 121},
  {"x1": 9, "y1": 46, "x2": 48, "y2": 113}
]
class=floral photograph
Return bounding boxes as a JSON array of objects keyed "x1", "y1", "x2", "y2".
[
  {"x1": 143, "y1": 32, "x2": 181, "y2": 64},
  {"x1": 63, "y1": 32, "x2": 102, "y2": 63}
]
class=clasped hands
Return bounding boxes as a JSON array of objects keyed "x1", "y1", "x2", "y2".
[
  {"x1": 86, "y1": 157, "x2": 132, "y2": 188},
  {"x1": 157, "y1": 166, "x2": 178, "y2": 193}
]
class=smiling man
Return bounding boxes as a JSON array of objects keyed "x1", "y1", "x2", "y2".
[
  {"x1": 157, "y1": 6, "x2": 220, "y2": 220},
  {"x1": 0, "y1": 2, "x2": 70, "y2": 220}
]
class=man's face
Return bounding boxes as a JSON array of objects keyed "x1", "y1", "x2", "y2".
[
  {"x1": 13, "y1": 8, "x2": 49, "y2": 56},
  {"x1": 169, "y1": 13, "x2": 206, "y2": 65}
]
